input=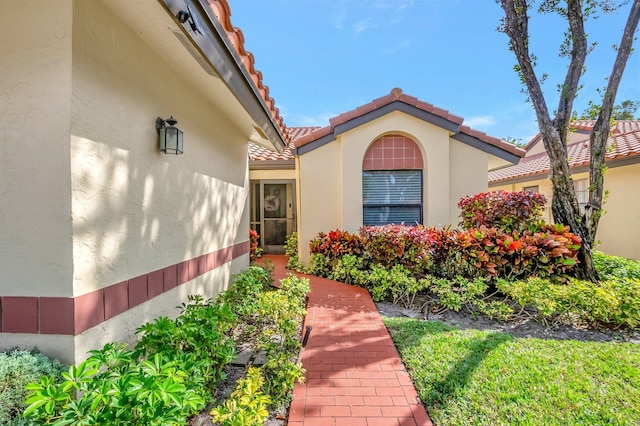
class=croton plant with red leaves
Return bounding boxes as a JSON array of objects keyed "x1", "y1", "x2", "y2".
[{"x1": 458, "y1": 190, "x2": 547, "y2": 233}]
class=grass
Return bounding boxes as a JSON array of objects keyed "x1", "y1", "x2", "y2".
[{"x1": 384, "y1": 317, "x2": 640, "y2": 426}]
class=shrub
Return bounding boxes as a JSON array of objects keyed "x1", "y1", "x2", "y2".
[
  {"x1": 0, "y1": 350, "x2": 65, "y2": 425},
  {"x1": 429, "y1": 276, "x2": 512, "y2": 321},
  {"x1": 305, "y1": 253, "x2": 331, "y2": 277},
  {"x1": 329, "y1": 254, "x2": 368, "y2": 286},
  {"x1": 284, "y1": 232, "x2": 304, "y2": 271},
  {"x1": 497, "y1": 277, "x2": 640, "y2": 328},
  {"x1": 359, "y1": 224, "x2": 434, "y2": 275},
  {"x1": 135, "y1": 296, "x2": 237, "y2": 389},
  {"x1": 593, "y1": 251, "x2": 640, "y2": 280},
  {"x1": 455, "y1": 224, "x2": 581, "y2": 280},
  {"x1": 24, "y1": 346, "x2": 206, "y2": 425},
  {"x1": 210, "y1": 367, "x2": 270, "y2": 426},
  {"x1": 249, "y1": 229, "x2": 263, "y2": 261},
  {"x1": 458, "y1": 190, "x2": 546, "y2": 233},
  {"x1": 220, "y1": 266, "x2": 272, "y2": 317},
  {"x1": 309, "y1": 229, "x2": 364, "y2": 261}
]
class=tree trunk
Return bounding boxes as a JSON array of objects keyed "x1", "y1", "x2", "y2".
[{"x1": 499, "y1": 0, "x2": 640, "y2": 281}]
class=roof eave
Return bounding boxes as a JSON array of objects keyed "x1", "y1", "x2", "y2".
[
  {"x1": 452, "y1": 132, "x2": 522, "y2": 164},
  {"x1": 294, "y1": 100, "x2": 462, "y2": 155},
  {"x1": 159, "y1": 0, "x2": 287, "y2": 153}
]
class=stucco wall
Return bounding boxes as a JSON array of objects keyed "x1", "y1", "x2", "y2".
[
  {"x1": 250, "y1": 168, "x2": 296, "y2": 181},
  {"x1": 491, "y1": 162, "x2": 640, "y2": 260},
  {"x1": 449, "y1": 140, "x2": 490, "y2": 226},
  {"x1": 297, "y1": 142, "x2": 343, "y2": 261},
  {"x1": 0, "y1": 0, "x2": 74, "y2": 297},
  {"x1": 70, "y1": 0, "x2": 249, "y2": 296},
  {"x1": 296, "y1": 111, "x2": 493, "y2": 261},
  {"x1": 1, "y1": 0, "x2": 254, "y2": 363}
]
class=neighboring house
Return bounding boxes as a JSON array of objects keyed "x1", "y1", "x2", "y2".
[
  {"x1": 489, "y1": 120, "x2": 640, "y2": 260},
  {"x1": 250, "y1": 88, "x2": 525, "y2": 261},
  {"x1": 0, "y1": 0, "x2": 287, "y2": 364}
]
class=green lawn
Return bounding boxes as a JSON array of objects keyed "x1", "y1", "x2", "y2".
[{"x1": 384, "y1": 317, "x2": 640, "y2": 426}]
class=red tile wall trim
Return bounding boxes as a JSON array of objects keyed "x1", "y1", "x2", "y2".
[{"x1": 0, "y1": 241, "x2": 250, "y2": 336}]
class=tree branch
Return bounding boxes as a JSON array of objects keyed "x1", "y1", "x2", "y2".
[
  {"x1": 587, "y1": 0, "x2": 640, "y2": 234},
  {"x1": 554, "y1": 0, "x2": 588, "y2": 144}
]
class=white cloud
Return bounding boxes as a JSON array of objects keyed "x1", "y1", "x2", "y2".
[
  {"x1": 353, "y1": 18, "x2": 375, "y2": 34},
  {"x1": 464, "y1": 115, "x2": 497, "y2": 128}
]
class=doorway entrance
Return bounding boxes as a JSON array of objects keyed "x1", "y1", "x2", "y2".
[{"x1": 250, "y1": 180, "x2": 296, "y2": 254}]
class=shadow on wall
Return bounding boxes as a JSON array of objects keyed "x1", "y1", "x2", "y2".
[{"x1": 70, "y1": 134, "x2": 249, "y2": 301}]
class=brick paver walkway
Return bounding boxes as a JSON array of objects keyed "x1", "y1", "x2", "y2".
[{"x1": 262, "y1": 255, "x2": 433, "y2": 426}]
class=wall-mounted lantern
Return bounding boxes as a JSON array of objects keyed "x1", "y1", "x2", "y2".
[{"x1": 156, "y1": 116, "x2": 184, "y2": 155}]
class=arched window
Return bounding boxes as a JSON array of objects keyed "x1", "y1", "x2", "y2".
[{"x1": 362, "y1": 134, "x2": 424, "y2": 226}]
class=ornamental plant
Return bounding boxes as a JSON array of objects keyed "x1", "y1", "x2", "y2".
[
  {"x1": 249, "y1": 229, "x2": 263, "y2": 261},
  {"x1": 359, "y1": 224, "x2": 435, "y2": 275},
  {"x1": 454, "y1": 224, "x2": 581, "y2": 280},
  {"x1": 458, "y1": 190, "x2": 547, "y2": 233},
  {"x1": 309, "y1": 229, "x2": 364, "y2": 261}
]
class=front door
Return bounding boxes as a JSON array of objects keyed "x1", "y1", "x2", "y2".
[{"x1": 251, "y1": 181, "x2": 296, "y2": 254}]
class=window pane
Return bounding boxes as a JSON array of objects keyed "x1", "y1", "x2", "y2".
[
  {"x1": 363, "y1": 206, "x2": 421, "y2": 226},
  {"x1": 363, "y1": 170, "x2": 422, "y2": 205},
  {"x1": 362, "y1": 170, "x2": 423, "y2": 226}
]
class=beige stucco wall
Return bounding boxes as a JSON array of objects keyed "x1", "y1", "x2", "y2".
[
  {"x1": 297, "y1": 141, "x2": 343, "y2": 260},
  {"x1": 449, "y1": 140, "x2": 490, "y2": 226},
  {"x1": 250, "y1": 168, "x2": 296, "y2": 181},
  {"x1": 70, "y1": 0, "x2": 249, "y2": 296},
  {"x1": 1, "y1": 0, "x2": 255, "y2": 362},
  {"x1": 0, "y1": 0, "x2": 74, "y2": 297},
  {"x1": 491, "y1": 162, "x2": 640, "y2": 260},
  {"x1": 296, "y1": 111, "x2": 492, "y2": 261}
]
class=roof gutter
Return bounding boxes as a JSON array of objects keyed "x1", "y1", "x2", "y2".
[{"x1": 158, "y1": 0, "x2": 287, "y2": 153}]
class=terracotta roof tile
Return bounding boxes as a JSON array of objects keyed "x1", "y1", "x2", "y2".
[
  {"x1": 489, "y1": 120, "x2": 640, "y2": 183},
  {"x1": 249, "y1": 127, "x2": 319, "y2": 161},
  {"x1": 459, "y1": 125, "x2": 525, "y2": 157},
  {"x1": 292, "y1": 88, "x2": 522, "y2": 161},
  {"x1": 295, "y1": 88, "x2": 467, "y2": 148},
  {"x1": 207, "y1": 1, "x2": 288, "y2": 141}
]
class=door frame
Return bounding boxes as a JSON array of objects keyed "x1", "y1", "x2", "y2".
[{"x1": 250, "y1": 179, "x2": 297, "y2": 254}]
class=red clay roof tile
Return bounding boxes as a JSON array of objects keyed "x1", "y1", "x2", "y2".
[
  {"x1": 292, "y1": 88, "x2": 522, "y2": 160},
  {"x1": 489, "y1": 120, "x2": 640, "y2": 184},
  {"x1": 249, "y1": 127, "x2": 319, "y2": 161},
  {"x1": 207, "y1": 0, "x2": 288, "y2": 141}
]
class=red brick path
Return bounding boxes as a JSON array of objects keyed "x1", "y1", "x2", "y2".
[{"x1": 261, "y1": 255, "x2": 433, "y2": 426}]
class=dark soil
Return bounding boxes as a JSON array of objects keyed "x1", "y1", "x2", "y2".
[{"x1": 376, "y1": 302, "x2": 640, "y2": 344}]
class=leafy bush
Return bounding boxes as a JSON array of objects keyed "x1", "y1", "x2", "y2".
[
  {"x1": 429, "y1": 276, "x2": 512, "y2": 321},
  {"x1": 458, "y1": 190, "x2": 547, "y2": 233},
  {"x1": 249, "y1": 229, "x2": 263, "y2": 261},
  {"x1": 305, "y1": 253, "x2": 331, "y2": 278},
  {"x1": 284, "y1": 232, "x2": 304, "y2": 271},
  {"x1": 24, "y1": 346, "x2": 205, "y2": 425},
  {"x1": 0, "y1": 350, "x2": 65, "y2": 425},
  {"x1": 498, "y1": 277, "x2": 640, "y2": 328},
  {"x1": 309, "y1": 229, "x2": 364, "y2": 261},
  {"x1": 455, "y1": 224, "x2": 581, "y2": 280},
  {"x1": 366, "y1": 264, "x2": 429, "y2": 307},
  {"x1": 135, "y1": 295, "x2": 237, "y2": 390},
  {"x1": 593, "y1": 251, "x2": 640, "y2": 280},
  {"x1": 219, "y1": 266, "x2": 272, "y2": 317},
  {"x1": 23, "y1": 265, "x2": 309, "y2": 425},
  {"x1": 329, "y1": 254, "x2": 368, "y2": 286},
  {"x1": 210, "y1": 367, "x2": 270, "y2": 426},
  {"x1": 359, "y1": 224, "x2": 434, "y2": 275}
]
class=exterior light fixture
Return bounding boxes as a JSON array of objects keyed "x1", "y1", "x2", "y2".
[
  {"x1": 176, "y1": 4, "x2": 203, "y2": 35},
  {"x1": 156, "y1": 116, "x2": 184, "y2": 155}
]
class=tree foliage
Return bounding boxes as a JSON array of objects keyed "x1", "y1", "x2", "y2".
[
  {"x1": 579, "y1": 99, "x2": 640, "y2": 119},
  {"x1": 497, "y1": 0, "x2": 640, "y2": 281}
]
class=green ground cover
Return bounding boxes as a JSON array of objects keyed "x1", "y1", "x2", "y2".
[{"x1": 384, "y1": 317, "x2": 640, "y2": 426}]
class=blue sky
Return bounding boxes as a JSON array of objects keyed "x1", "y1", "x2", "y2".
[{"x1": 229, "y1": 1, "x2": 640, "y2": 144}]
